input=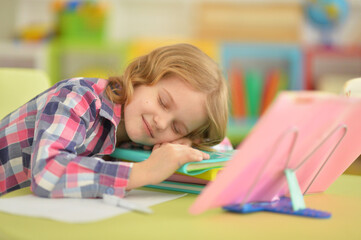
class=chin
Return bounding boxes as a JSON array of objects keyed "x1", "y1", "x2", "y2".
[{"x1": 125, "y1": 122, "x2": 154, "y2": 146}]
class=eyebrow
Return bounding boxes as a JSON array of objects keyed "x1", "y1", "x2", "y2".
[{"x1": 162, "y1": 88, "x2": 189, "y2": 134}]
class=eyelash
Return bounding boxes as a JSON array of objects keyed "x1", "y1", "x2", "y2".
[
  {"x1": 172, "y1": 124, "x2": 180, "y2": 134},
  {"x1": 158, "y1": 96, "x2": 167, "y2": 109},
  {"x1": 158, "y1": 96, "x2": 181, "y2": 135}
]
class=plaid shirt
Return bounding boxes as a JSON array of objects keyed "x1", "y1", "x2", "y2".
[
  {"x1": 0, "y1": 77, "x2": 233, "y2": 198},
  {"x1": 0, "y1": 78, "x2": 132, "y2": 198}
]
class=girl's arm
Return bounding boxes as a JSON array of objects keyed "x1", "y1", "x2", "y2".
[
  {"x1": 31, "y1": 79, "x2": 130, "y2": 198},
  {"x1": 120, "y1": 137, "x2": 231, "y2": 190},
  {"x1": 126, "y1": 143, "x2": 209, "y2": 190}
]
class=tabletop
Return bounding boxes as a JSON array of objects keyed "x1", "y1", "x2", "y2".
[{"x1": 0, "y1": 174, "x2": 360, "y2": 240}]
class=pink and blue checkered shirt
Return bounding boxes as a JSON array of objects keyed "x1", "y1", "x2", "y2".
[
  {"x1": 0, "y1": 77, "x2": 233, "y2": 198},
  {"x1": 0, "y1": 78, "x2": 132, "y2": 198}
]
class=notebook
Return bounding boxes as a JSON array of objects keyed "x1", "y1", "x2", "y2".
[{"x1": 110, "y1": 148, "x2": 235, "y2": 175}]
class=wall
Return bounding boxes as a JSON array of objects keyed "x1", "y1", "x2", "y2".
[{"x1": 1, "y1": 0, "x2": 360, "y2": 45}]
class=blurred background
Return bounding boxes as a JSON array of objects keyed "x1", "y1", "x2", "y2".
[{"x1": 0, "y1": 0, "x2": 360, "y2": 173}]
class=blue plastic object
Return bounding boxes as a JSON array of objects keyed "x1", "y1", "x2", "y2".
[
  {"x1": 305, "y1": 0, "x2": 349, "y2": 30},
  {"x1": 223, "y1": 197, "x2": 331, "y2": 219}
]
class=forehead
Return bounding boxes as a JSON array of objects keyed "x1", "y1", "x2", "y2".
[{"x1": 157, "y1": 76, "x2": 208, "y2": 132}]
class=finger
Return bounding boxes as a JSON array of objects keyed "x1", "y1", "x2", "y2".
[
  {"x1": 190, "y1": 148, "x2": 209, "y2": 160},
  {"x1": 194, "y1": 152, "x2": 203, "y2": 161},
  {"x1": 152, "y1": 143, "x2": 161, "y2": 151},
  {"x1": 202, "y1": 151, "x2": 210, "y2": 160},
  {"x1": 190, "y1": 150, "x2": 205, "y2": 162},
  {"x1": 177, "y1": 148, "x2": 209, "y2": 165}
]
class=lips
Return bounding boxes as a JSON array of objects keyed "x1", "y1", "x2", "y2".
[{"x1": 142, "y1": 116, "x2": 154, "y2": 138}]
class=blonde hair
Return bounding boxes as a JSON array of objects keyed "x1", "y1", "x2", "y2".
[{"x1": 106, "y1": 43, "x2": 228, "y2": 150}]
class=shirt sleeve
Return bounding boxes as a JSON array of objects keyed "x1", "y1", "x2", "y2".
[{"x1": 30, "y1": 80, "x2": 132, "y2": 198}]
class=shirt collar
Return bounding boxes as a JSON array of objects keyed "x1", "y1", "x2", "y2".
[{"x1": 99, "y1": 90, "x2": 122, "y2": 127}]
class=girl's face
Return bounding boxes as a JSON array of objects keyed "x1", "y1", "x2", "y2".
[{"x1": 123, "y1": 75, "x2": 207, "y2": 146}]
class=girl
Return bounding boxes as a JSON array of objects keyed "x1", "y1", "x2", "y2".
[{"x1": 0, "y1": 43, "x2": 229, "y2": 198}]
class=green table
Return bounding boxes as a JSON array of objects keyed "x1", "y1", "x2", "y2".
[{"x1": 0, "y1": 174, "x2": 360, "y2": 240}]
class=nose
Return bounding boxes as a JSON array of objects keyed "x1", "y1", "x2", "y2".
[{"x1": 154, "y1": 112, "x2": 172, "y2": 131}]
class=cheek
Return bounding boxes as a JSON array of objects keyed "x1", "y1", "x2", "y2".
[
  {"x1": 125, "y1": 99, "x2": 142, "y2": 114},
  {"x1": 157, "y1": 131, "x2": 181, "y2": 143},
  {"x1": 133, "y1": 99, "x2": 150, "y2": 110},
  {"x1": 123, "y1": 103, "x2": 137, "y2": 129}
]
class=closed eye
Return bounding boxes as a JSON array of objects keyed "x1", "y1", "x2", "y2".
[
  {"x1": 158, "y1": 96, "x2": 167, "y2": 109},
  {"x1": 159, "y1": 92, "x2": 188, "y2": 135},
  {"x1": 172, "y1": 123, "x2": 180, "y2": 135}
]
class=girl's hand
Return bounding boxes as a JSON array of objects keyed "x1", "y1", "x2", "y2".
[{"x1": 126, "y1": 143, "x2": 209, "y2": 190}]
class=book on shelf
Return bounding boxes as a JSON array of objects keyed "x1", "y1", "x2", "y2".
[
  {"x1": 245, "y1": 70, "x2": 263, "y2": 117},
  {"x1": 230, "y1": 66, "x2": 246, "y2": 117}
]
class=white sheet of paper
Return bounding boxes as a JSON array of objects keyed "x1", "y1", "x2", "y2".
[{"x1": 0, "y1": 190, "x2": 186, "y2": 223}]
